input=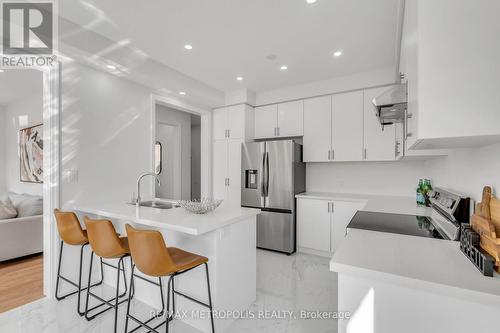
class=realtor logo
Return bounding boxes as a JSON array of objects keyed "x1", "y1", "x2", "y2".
[{"x1": 2, "y1": 2, "x2": 53, "y2": 55}]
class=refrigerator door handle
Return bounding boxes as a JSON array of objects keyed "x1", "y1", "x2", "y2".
[
  {"x1": 260, "y1": 152, "x2": 266, "y2": 204},
  {"x1": 264, "y1": 151, "x2": 270, "y2": 198}
]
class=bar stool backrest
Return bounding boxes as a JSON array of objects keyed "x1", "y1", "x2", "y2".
[
  {"x1": 125, "y1": 224, "x2": 176, "y2": 277},
  {"x1": 54, "y1": 209, "x2": 88, "y2": 245},
  {"x1": 84, "y1": 217, "x2": 128, "y2": 258}
]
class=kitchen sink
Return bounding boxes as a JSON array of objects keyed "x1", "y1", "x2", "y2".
[{"x1": 129, "y1": 200, "x2": 179, "y2": 209}]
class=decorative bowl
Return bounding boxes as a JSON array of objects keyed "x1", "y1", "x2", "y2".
[{"x1": 177, "y1": 198, "x2": 223, "y2": 214}]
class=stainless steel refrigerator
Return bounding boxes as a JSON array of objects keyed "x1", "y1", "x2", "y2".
[{"x1": 241, "y1": 140, "x2": 306, "y2": 254}]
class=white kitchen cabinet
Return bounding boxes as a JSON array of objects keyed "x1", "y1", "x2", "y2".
[
  {"x1": 254, "y1": 100, "x2": 303, "y2": 139},
  {"x1": 212, "y1": 104, "x2": 253, "y2": 208},
  {"x1": 399, "y1": 0, "x2": 500, "y2": 149},
  {"x1": 212, "y1": 140, "x2": 227, "y2": 201},
  {"x1": 212, "y1": 104, "x2": 254, "y2": 141},
  {"x1": 277, "y1": 100, "x2": 303, "y2": 137},
  {"x1": 212, "y1": 139, "x2": 242, "y2": 208},
  {"x1": 226, "y1": 140, "x2": 242, "y2": 208},
  {"x1": 254, "y1": 104, "x2": 277, "y2": 139},
  {"x1": 297, "y1": 199, "x2": 331, "y2": 252},
  {"x1": 363, "y1": 86, "x2": 397, "y2": 161},
  {"x1": 297, "y1": 198, "x2": 364, "y2": 254},
  {"x1": 303, "y1": 96, "x2": 332, "y2": 162},
  {"x1": 332, "y1": 91, "x2": 364, "y2": 161},
  {"x1": 330, "y1": 201, "x2": 365, "y2": 253}
]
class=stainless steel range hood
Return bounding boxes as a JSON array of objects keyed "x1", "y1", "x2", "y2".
[{"x1": 372, "y1": 84, "x2": 407, "y2": 125}]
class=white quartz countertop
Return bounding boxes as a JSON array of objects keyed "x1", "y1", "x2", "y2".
[
  {"x1": 330, "y1": 229, "x2": 500, "y2": 307},
  {"x1": 295, "y1": 192, "x2": 500, "y2": 306},
  {"x1": 73, "y1": 202, "x2": 260, "y2": 236},
  {"x1": 295, "y1": 191, "x2": 432, "y2": 216}
]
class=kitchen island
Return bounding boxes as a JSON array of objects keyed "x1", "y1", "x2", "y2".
[
  {"x1": 73, "y1": 202, "x2": 260, "y2": 333},
  {"x1": 324, "y1": 194, "x2": 500, "y2": 333}
]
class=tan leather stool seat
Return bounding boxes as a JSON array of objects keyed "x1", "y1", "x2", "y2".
[
  {"x1": 84, "y1": 217, "x2": 130, "y2": 259},
  {"x1": 125, "y1": 224, "x2": 208, "y2": 277},
  {"x1": 54, "y1": 209, "x2": 88, "y2": 245},
  {"x1": 166, "y1": 247, "x2": 208, "y2": 275}
]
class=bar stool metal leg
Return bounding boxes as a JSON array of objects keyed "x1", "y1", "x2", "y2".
[
  {"x1": 54, "y1": 240, "x2": 104, "y2": 316},
  {"x1": 204, "y1": 263, "x2": 215, "y2": 333},
  {"x1": 84, "y1": 252, "x2": 130, "y2": 331},
  {"x1": 124, "y1": 264, "x2": 167, "y2": 333}
]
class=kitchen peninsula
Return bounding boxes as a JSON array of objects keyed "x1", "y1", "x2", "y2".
[{"x1": 73, "y1": 202, "x2": 260, "y2": 333}]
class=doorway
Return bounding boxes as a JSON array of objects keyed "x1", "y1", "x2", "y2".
[
  {"x1": 0, "y1": 69, "x2": 46, "y2": 312},
  {"x1": 154, "y1": 102, "x2": 202, "y2": 201}
]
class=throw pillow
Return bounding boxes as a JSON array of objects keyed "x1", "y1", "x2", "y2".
[{"x1": 0, "y1": 197, "x2": 18, "y2": 220}]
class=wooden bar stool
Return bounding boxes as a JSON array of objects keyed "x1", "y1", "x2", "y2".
[
  {"x1": 124, "y1": 224, "x2": 215, "y2": 333},
  {"x1": 84, "y1": 217, "x2": 132, "y2": 333},
  {"x1": 54, "y1": 209, "x2": 105, "y2": 316}
]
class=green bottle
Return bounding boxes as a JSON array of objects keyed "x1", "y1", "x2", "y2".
[
  {"x1": 416, "y1": 179, "x2": 426, "y2": 206},
  {"x1": 423, "y1": 179, "x2": 432, "y2": 206}
]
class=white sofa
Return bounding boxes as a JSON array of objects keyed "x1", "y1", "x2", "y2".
[{"x1": 0, "y1": 193, "x2": 43, "y2": 262}]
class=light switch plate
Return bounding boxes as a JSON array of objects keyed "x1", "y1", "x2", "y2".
[{"x1": 64, "y1": 169, "x2": 78, "y2": 183}]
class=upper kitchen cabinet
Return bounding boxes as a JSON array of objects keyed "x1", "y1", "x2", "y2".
[
  {"x1": 277, "y1": 100, "x2": 303, "y2": 137},
  {"x1": 363, "y1": 86, "x2": 396, "y2": 161},
  {"x1": 254, "y1": 104, "x2": 277, "y2": 139},
  {"x1": 303, "y1": 91, "x2": 364, "y2": 162},
  {"x1": 400, "y1": 0, "x2": 500, "y2": 149},
  {"x1": 332, "y1": 91, "x2": 363, "y2": 162},
  {"x1": 254, "y1": 100, "x2": 303, "y2": 139},
  {"x1": 213, "y1": 104, "x2": 254, "y2": 141},
  {"x1": 303, "y1": 96, "x2": 332, "y2": 162}
]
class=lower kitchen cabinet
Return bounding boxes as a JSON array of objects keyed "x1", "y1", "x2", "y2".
[
  {"x1": 297, "y1": 198, "x2": 365, "y2": 255},
  {"x1": 298, "y1": 199, "x2": 331, "y2": 252},
  {"x1": 330, "y1": 201, "x2": 366, "y2": 253}
]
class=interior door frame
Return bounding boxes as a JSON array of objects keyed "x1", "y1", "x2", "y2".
[{"x1": 150, "y1": 94, "x2": 212, "y2": 199}]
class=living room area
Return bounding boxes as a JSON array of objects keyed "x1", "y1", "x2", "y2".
[{"x1": 0, "y1": 69, "x2": 45, "y2": 313}]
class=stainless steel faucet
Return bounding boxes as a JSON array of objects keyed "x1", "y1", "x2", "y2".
[{"x1": 136, "y1": 172, "x2": 161, "y2": 207}]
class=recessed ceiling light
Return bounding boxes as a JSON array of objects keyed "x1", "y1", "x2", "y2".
[
  {"x1": 306, "y1": 0, "x2": 317, "y2": 3},
  {"x1": 280, "y1": 65, "x2": 288, "y2": 71},
  {"x1": 184, "y1": 44, "x2": 193, "y2": 50},
  {"x1": 179, "y1": 91, "x2": 186, "y2": 95},
  {"x1": 106, "y1": 64, "x2": 117, "y2": 70},
  {"x1": 236, "y1": 76, "x2": 244, "y2": 81},
  {"x1": 333, "y1": 50, "x2": 343, "y2": 57}
]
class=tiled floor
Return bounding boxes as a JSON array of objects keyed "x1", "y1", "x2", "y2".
[{"x1": 0, "y1": 250, "x2": 338, "y2": 333}]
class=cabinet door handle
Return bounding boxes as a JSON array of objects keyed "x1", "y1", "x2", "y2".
[
  {"x1": 328, "y1": 150, "x2": 331, "y2": 160},
  {"x1": 227, "y1": 178, "x2": 230, "y2": 186},
  {"x1": 227, "y1": 129, "x2": 230, "y2": 138},
  {"x1": 327, "y1": 202, "x2": 330, "y2": 213},
  {"x1": 331, "y1": 149, "x2": 335, "y2": 161},
  {"x1": 331, "y1": 202, "x2": 334, "y2": 212},
  {"x1": 364, "y1": 148, "x2": 367, "y2": 160},
  {"x1": 277, "y1": 127, "x2": 280, "y2": 136}
]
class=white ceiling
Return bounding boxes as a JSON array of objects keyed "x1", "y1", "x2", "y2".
[
  {"x1": 0, "y1": 69, "x2": 43, "y2": 107},
  {"x1": 59, "y1": 0, "x2": 401, "y2": 93}
]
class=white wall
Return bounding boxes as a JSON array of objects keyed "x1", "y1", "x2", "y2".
[
  {"x1": 255, "y1": 67, "x2": 395, "y2": 105},
  {"x1": 60, "y1": 62, "x2": 154, "y2": 206},
  {"x1": 155, "y1": 104, "x2": 192, "y2": 200},
  {"x1": 425, "y1": 143, "x2": 500, "y2": 202},
  {"x1": 3, "y1": 90, "x2": 44, "y2": 196},
  {"x1": 0, "y1": 108, "x2": 5, "y2": 194},
  {"x1": 306, "y1": 160, "x2": 427, "y2": 197}
]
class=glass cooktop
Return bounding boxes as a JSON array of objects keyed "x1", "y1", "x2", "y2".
[{"x1": 347, "y1": 211, "x2": 445, "y2": 239}]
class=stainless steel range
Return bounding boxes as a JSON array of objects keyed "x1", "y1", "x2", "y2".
[{"x1": 347, "y1": 188, "x2": 471, "y2": 240}]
